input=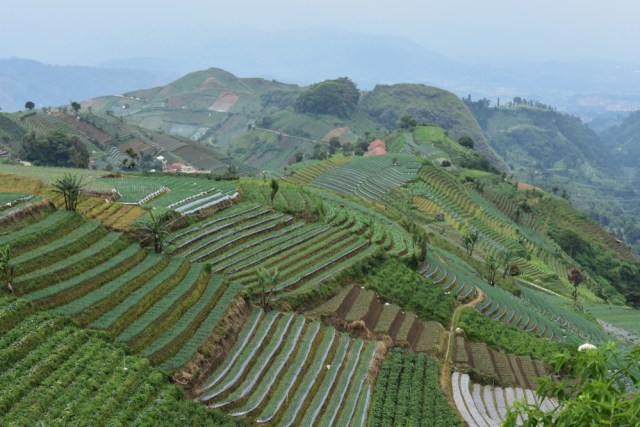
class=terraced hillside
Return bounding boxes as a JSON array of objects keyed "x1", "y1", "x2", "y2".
[
  {"x1": 310, "y1": 154, "x2": 420, "y2": 202},
  {"x1": 0, "y1": 297, "x2": 242, "y2": 426},
  {"x1": 92, "y1": 174, "x2": 238, "y2": 213},
  {"x1": 452, "y1": 336, "x2": 549, "y2": 390},
  {"x1": 451, "y1": 372, "x2": 558, "y2": 427},
  {"x1": 423, "y1": 249, "x2": 606, "y2": 345},
  {"x1": 369, "y1": 349, "x2": 463, "y2": 426},
  {"x1": 198, "y1": 309, "x2": 378, "y2": 425},
  {"x1": 167, "y1": 202, "x2": 375, "y2": 296},
  {"x1": 2, "y1": 207, "x2": 243, "y2": 371},
  {"x1": 311, "y1": 285, "x2": 447, "y2": 355},
  {"x1": 286, "y1": 157, "x2": 354, "y2": 186}
]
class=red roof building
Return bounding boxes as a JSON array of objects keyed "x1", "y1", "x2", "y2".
[{"x1": 366, "y1": 139, "x2": 387, "y2": 156}]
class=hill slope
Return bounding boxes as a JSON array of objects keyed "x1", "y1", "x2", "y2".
[{"x1": 360, "y1": 84, "x2": 507, "y2": 170}]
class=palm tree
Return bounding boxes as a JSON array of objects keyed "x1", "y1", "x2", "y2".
[
  {"x1": 138, "y1": 211, "x2": 171, "y2": 253},
  {"x1": 51, "y1": 173, "x2": 83, "y2": 211}
]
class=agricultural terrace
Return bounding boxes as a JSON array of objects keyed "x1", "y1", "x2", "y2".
[
  {"x1": 285, "y1": 156, "x2": 353, "y2": 186},
  {"x1": 310, "y1": 154, "x2": 421, "y2": 202},
  {"x1": 414, "y1": 164, "x2": 522, "y2": 255},
  {"x1": 317, "y1": 189, "x2": 417, "y2": 258},
  {"x1": 451, "y1": 372, "x2": 558, "y2": 427},
  {"x1": 0, "y1": 297, "x2": 241, "y2": 426},
  {"x1": 166, "y1": 201, "x2": 375, "y2": 296},
  {"x1": 585, "y1": 303, "x2": 640, "y2": 340},
  {"x1": 1, "y1": 208, "x2": 243, "y2": 370},
  {"x1": 399, "y1": 126, "x2": 470, "y2": 160},
  {"x1": 425, "y1": 249, "x2": 594, "y2": 344},
  {"x1": 452, "y1": 336, "x2": 549, "y2": 390},
  {"x1": 93, "y1": 174, "x2": 237, "y2": 212},
  {"x1": 198, "y1": 309, "x2": 377, "y2": 425},
  {"x1": 19, "y1": 111, "x2": 91, "y2": 145},
  {"x1": 0, "y1": 193, "x2": 37, "y2": 219},
  {"x1": 311, "y1": 285, "x2": 447, "y2": 355},
  {"x1": 369, "y1": 349, "x2": 462, "y2": 427},
  {"x1": 414, "y1": 164, "x2": 585, "y2": 298}
]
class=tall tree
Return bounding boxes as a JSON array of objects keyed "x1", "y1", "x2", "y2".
[
  {"x1": 461, "y1": 226, "x2": 480, "y2": 257},
  {"x1": 24, "y1": 101, "x2": 35, "y2": 111},
  {"x1": 256, "y1": 267, "x2": 279, "y2": 311},
  {"x1": 398, "y1": 114, "x2": 417, "y2": 130},
  {"x1": 52, "y1": 173, "x2": 84, "y2": 211},
  {"x1": 328, "y1": 137, "x2": 341, "y2": 155},
  {"x1": 121, "y1": 148, "x2": 138, "y2": 171},
  {"x1": 501, "y1": 250, "x2": 516, "y2": 278},
  {"x1": 270, "y1": 179, "x2": 279, "y2": 206},
  {"x1": 568, "y1": 268, "x2": 584, "y2": 306},
  {"x1": 70, "y1": 101, "x2": 81, "y2": 114},
  {"x1": 21, "y1": 129, "x2": 89, "y2": 168},
  {"x1": 485, "y1": 253, "x2": 499, "y2": 286}
]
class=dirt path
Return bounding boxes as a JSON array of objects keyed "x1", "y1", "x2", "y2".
[{"x1": 440, "y1": 287, "x2": 485, "y2": 411}]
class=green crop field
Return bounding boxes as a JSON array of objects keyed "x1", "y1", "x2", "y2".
[
  {"x1": 0, "y1": 297, "x2": 243, "y2": 426},
  {"x1": 585, "y1": 304, "x2": 640, "y2": 338},
  {"x1": 1, "y1": 116, "x2": 639, "y2": 427}
]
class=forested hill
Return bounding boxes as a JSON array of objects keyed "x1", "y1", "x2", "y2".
[
  {"x1": 464, "y1": 97, "x2": 640, "y2": 253},
  {"x1": 599, "y1": 110, "x2": 640, "y2": 168},
  {"x1": 359, "y1": 84, "x2": 508, "y2": 171}
]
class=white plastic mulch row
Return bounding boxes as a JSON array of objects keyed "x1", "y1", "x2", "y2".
[{"x1": 452, "y1": 373, "x2": 558, "y2": 427}]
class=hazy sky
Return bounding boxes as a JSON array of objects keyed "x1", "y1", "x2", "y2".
[{"x1": 3, "y1": 0, "x2": 639, "y2": 65}]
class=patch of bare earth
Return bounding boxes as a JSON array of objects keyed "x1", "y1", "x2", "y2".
[{"x1": 208, "y1": 92, "x2": 239, "y2": 112}]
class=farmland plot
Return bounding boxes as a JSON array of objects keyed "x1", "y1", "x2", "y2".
[
  {"x1": 0, "y1": 298, "x2": 243, "y2": 425},
  {"x1": 312, "y1": 285, "x2": 446, "y2": 354},
  {"x1": 370, "y1": 349, "x2": 462, "y2": 427},
  {"x1": 168, "y1": 202, "x2": 373, "y2": 296},
  {"x1": 310, "y1": 154, "x2": 420, "y2": 203},
  {"x1": 198, "y1": 311, "x2": 377, "y2": 425},
  {"x1": 1, "y1": 209, "x2": 244, "y2": 372},
  {"x1": 451, "y1": 372, "x2": 558, "y2": 427}
]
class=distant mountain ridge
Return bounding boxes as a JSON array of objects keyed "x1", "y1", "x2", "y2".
[
  {"x1": 5, "y1": 28, "x2": 640, "y2": 119},
  {"x1": 0, "y1": 58, "x2": 175, "y2": 112}
]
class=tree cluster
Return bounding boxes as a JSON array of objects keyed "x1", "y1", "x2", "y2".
[
  {"x1": 21, "y1": 130, "x2": 90, "y2": 168},
  {"x1": 294, "y1": 77, "x2": 359, "y2": 119}
]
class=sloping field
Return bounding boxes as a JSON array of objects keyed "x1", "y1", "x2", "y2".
[
  {"x1": 198, "y1": 309, "x2": 378, "y2": 425},
  {"x1": 310, "y1": 154, "x2": 420, "y2": 202},
  {"x1": 285, "y1": 156, "x2": 353, "y2": 186},
  {"x1": 167, "y1": 202, "x2": 375, "y2": 296},
  {"x1": 452, "y1": 336, "x2": 548, "y2": 390},
  {"x1": 451, "y1": 372, "x2": 558, "y2": 427},
  {"x1": 424, "y1": 249, "x2": 600, "y2": 345},
  {"x1": 311, "y1": 285, "x2": 447, "y2": 355},
  {"x1": 2, "y1": 209, "x2": 243, "y2": 370},
  {"x1": 369, "y1": 349, "x2": 463, "y2": 426},
  {"x1": 0, "y1": 297, "x2": 241, "y2": 426}
]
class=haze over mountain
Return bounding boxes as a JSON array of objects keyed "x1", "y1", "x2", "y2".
[
  {"x1": 3, "y1": 28, "x2": 640, "y2": 121},
  {"x1": 3, "y1": 0, "x2": 640, "y2": 118}
]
